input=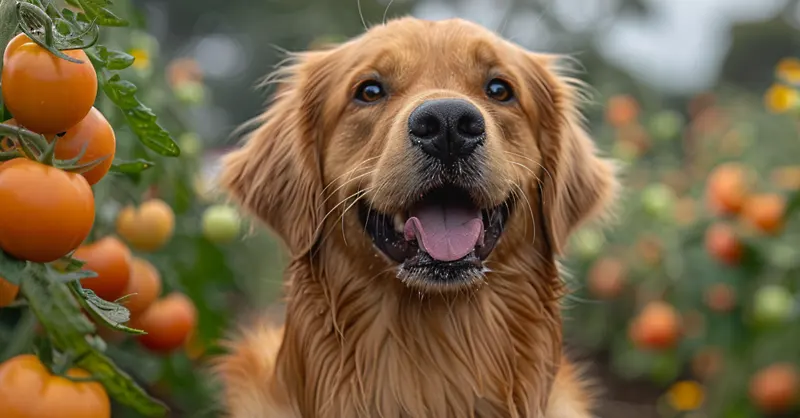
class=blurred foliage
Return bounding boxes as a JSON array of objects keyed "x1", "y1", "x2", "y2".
[{"x1": 564, "y1": 59, "x2": 800, "y2": 417}]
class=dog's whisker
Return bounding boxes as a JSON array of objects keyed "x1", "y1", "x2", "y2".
[
  {"x1": 320, "y1": 156, "x2": 379, "y2": 196},
  {"x1": 319, "y1": 169, "x2": 376, "y2": 208},
  {"x1": 314, "y1": 188, "x2": 371, "y2": 249},
  {"x1": 511, "y1": 181, "x2": 537, "y2": 247},
  {"x1": 503, "y1": 150, "x2": 554, "y2": 187}
]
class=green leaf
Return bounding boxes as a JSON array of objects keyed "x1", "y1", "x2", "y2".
[
  {"x1": 53, "y1": 269, "x2": 98, "y2": 283},
  {"x1": 64, "y1": 0, "x2": 127, "y2": 27},
  {"x1": 68, "y1": 281, "x2": 146, "y2": 335},
  {"x1": 15, "y1": 2, "x2": 84, "y2": 64},
  {"x1": 100, "y1": 73, "x2": 181, "y2": 157},
  {"x1": 110, "y1": 158, "x2": 155, "y2": 174},
  {"x1": 0, "y1": 249, "x2": 28, "y2": 286},
  {"x1": 33, "y1": 335, "x2": 55, "y2": 369},
  {"x1": 93, "y1": 45, "x2": 134, "y2": 70},
  {"x1": 19, "y1": 264, "x2": 168, "y2": 417},
  {"x1": 0, "y1": 0, "x2": 18, "y2": 74}
]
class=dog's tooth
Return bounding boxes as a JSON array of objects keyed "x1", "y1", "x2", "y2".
[{"x1": 393, "y1": 213, "x2": 405, "y2": 233}]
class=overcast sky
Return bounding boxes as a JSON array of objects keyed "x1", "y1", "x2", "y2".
[{"x1": 414, "y1": 0, "x2": 794, "y2": 93}]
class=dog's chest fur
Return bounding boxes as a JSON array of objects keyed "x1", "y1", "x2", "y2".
[{"x1": 276, "y1": 246, "x2": 563, "y2": 418}]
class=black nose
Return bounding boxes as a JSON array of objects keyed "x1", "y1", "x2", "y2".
[{"x1": 408, "y1": 99, "x2": 486, "y2": 164}]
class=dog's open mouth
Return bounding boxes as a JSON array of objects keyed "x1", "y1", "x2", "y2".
[{"x1": 358, "y1": 186, "x2": 512, "y2": 285}]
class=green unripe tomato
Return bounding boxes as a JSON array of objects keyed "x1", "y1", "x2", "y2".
[
  {"x1": 753, "y1": 285, "x2": 795, "y2": 325},
  {"x1": 201, "y1": 205, "x2": 241, "y2": 244},
  {"x1": 641, "y1": 183, "x2": 675, "y2": 220}
]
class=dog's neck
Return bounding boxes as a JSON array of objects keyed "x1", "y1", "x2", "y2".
[{"x1": 275, "y1": 237, "x2": 564, "y2": 418}]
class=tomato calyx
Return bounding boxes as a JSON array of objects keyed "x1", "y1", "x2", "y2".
[
  {"x1": 0, "y1": 122, "x2": 111, "y2": 172},
  {"x1": 14, "y1": 2, "x2": 100, "y2": 64}
]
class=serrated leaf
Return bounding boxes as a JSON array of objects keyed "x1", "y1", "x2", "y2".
[
  {"x1": 68, "y1": 281, "x2": 145, "y2": 335},
  {"x1": 101, "y1": 73, "x2": 180, "y2": 157},
  {"x1": 0, "y1": 249, "x2": 28, "y2": 286},
  {"x1": 93, "y1": 45, "x2": 134, "y2": 70},
  {"x1": 64, "y1": 0, "x2": 127, "y2": 27},
  {"x1": 0, "y1": 0, "x2": 18, "y2": 74},
  {"x1": 110, "y1": 158, "x2": 155, "y2": 174},
  {"x1": 21, "y1": 264, "x2": 167, "y2": 417}
]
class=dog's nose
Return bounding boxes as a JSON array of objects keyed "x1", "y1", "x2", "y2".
[{"x1": 408, "y1": 99, "x2": 486, "y2": 163}]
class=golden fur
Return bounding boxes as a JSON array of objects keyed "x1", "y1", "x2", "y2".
[{"x1": 213, "y1": 17, "x2": 619, "y2": 418}]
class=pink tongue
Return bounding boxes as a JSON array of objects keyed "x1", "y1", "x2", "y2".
[{"x1": 403, "y1": 204, "x2": 484, "y2": 262}]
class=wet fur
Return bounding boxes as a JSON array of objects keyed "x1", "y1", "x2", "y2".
[{"x1": 213, "y1": 17, "x2": 618, "y2": 418}]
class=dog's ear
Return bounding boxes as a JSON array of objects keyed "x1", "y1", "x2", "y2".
[
  {"x1": 522, "y1": 53, "x2": 619, "y2": 255},
  {"x1": 221, "y1": 50, "x2": 335, "y2": 256}
]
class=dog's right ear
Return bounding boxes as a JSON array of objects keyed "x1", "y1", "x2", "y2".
[{"x1": 221, "y1": 50, "x2": 335, "y2": 256}]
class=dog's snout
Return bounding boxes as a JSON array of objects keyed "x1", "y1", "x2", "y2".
[{"x1": 408, "y1": 99, "x2": 485, "y2": 163}]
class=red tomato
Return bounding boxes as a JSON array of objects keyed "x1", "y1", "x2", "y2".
[
  {"x1": 74, "y1": 237, "x2": 132, "y2": 302},
  {"x1": 0, "y1": 354, "x2": 110, "y2": 418},
  {"x1": 53, "y1": 107, "x2": 116, "y2": 186},
  {"x1": 132, "y1": 293, "x2": 197, "y2": 353},
  {"x1": 1, "y1": 33, "x2": 97, "y2": 134},
  {"x1": 0, "y1": 159, "x2": 94, "y2": 262}
]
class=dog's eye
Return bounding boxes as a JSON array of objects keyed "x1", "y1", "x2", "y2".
[
  {"x1": 354, "y1": 80, "x2": 386, "y2": 103},
  {"x1": 486, "y1": 79, "x2": 514, "y2": 102}
]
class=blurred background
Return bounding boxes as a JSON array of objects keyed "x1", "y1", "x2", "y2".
[{"x1": 3, "y1": 0, "x2": 800, "y2": 417}]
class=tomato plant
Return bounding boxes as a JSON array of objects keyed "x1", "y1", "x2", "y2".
[
  {"x1": 0, "y1": 354, "x2": 111, "y2": 418},
  {"x1": 73, "y1": 236, "x2": 132, "y2": 302},
  {"x1": 1, "y1": 33, "x2": 97, "y2": 134},
  {"x1": 0, "y1": 158, "x2": 95, "y2": 263}
]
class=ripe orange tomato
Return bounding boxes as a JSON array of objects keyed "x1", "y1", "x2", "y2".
[
  {"x1": 122, "y1": 257, "x2": 162, "y2": 315},
  {"x1": 0, "y1": 354, "x2": 110, "y2": 418},
  {"x1": 0, "y1": 159, "x2": 94, "y2": 262},
  {"x1": 53, "y1": 107, "x2": 115, "y2": 186},
  {"x1": 0, "y1": 277, "x2": 19, "y2": 307},
  {"x1": 749, "y1": 363, "x2": 798, "y2": 414},
  {"x1": 1, "y1": 34, "x2": 97, "y2": 134},
  {"x1": 74, "y1": 237, "x2": 132, "y2": 302},
  {"x1": 704, "y1": 283, "x2": 737, "y2": 313},
  {"x1": 587, "y1": 257, "x2": 627, "y2": 299},
  {"x1": 116, "y1": 199, "x2": 175, "y2": 252},
  {"x1": 629, "y1": 301, "x2": 682, "y2": 350},
  {"x1": 740, "y1": 193, "x2": 786, "y2": 235},
  {"x1": 705, "y1": 163, "x2": 751, "y2": 215},
  {"x1": 132, "y1": 293, "x2": 197, "y2": 353},
  {"x1": 704, "y1": 223, "x2": 743, "y2": 265},
  {"x1": 606, "y1": 95, "x2": 639, "y2": 127}
]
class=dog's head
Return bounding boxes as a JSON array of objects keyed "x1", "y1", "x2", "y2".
[{"x1": 223, "y1": 18, "x2": 617, "y2": 292}]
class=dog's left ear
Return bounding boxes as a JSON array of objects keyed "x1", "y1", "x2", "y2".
[{"x1": 521, "y1": 53, "x2": 619, "y2": 255}]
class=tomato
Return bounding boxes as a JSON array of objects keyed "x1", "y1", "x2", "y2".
[
  {"x1": 2, "y1": 33, "x2": 30, "y2": 64},
  {"x1": 132, "y1": 293, "x2": 197, "y2": 353},
  {"x1": 749, "y1": 363, "x2": 798, "y2": 413},
  {"x1": 0, "y1": 354, "x2": 110, "y2": 418},
  {"x1": 0, "y1": 277, "x2": 19, "y2": 307},
  {"x1": 606, "y1": 94, "x2": 639, "y2": 127},
  {"x1": 1, "y1": 34, "x2": 97, "y2": 134},
  {"x1": 753, "y1": 285, "x2": 794, "y2": 325},
  {"x1": 741, "y1": 193, "x2": 786, "y2": 235},
  {"x1": 641, "y1": 183, "x2": 675, "y2": 220},
  {"x1": 122, "y1": 257, "x2": 162, "y2": 315},
  {"x1": 705, "y1": 163, "x2": 751, "y2": 215},
  {"x1": 629, "y1": 301, "x2": 682, "y2": 350},
  {"x1": 704, "y1": 283, "x2": 737, "y2": 313},
  {"x1": 704, "y1": 223, "x2": 742, "y2": 265},
  {"x1": 587, "y1": 257, "x2": 626, "y2": 299},
  {"x1": 201, "y1": 205, "x2": 241, "y2": 243},
  {"x1": 73, "y1": 237, "x2": 132, "y2": 302},
  {"x1": 0, "y1": 159, "x2": 94, "y2": 262},
  {"x1": 116, "y1": 199, "x2": 175, "y2": 252},
  {"x1": 53, "y1": 107, "x2": 115, "y2": 186}
]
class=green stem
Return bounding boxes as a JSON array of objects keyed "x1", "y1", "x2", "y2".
[
  {"x1": 0, "y1": 309, "x2": 37, "y2": 361},
  {"x1": 0, "y1": 149, "x2": 22, "y2": 160},
  {"x1": 16, "y1": 2, "x2": 54, "y2": 47},
  {"x1": 0, "y1": 123, "x2": 48, "y2": 154},
  {"x1": 39, "y1": 133, "x2": 57, "y2": 165}
]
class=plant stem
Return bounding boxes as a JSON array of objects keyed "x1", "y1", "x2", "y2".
[
  {"x1": 0, "y1": 309, "x2": 37, "y2": 361},
  {"x1": 0, "y1": 123, "x2": 48, "y2": 154}
]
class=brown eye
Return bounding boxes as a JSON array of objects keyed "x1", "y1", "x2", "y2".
[
  {"x1": 354, "y1": 80, "x2": 386, "y2": 103},
  {"x1": 486, "y1": 78, "x2": 514, "y2": 102}
]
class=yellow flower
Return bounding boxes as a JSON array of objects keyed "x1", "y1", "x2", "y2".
[
  {"x1": 776, "y1": 57, "x2": 800, "y2": 84},
  {"x1": 764, "y1": 84, "x2": 799, "y2": 113},
  {"x1": 667, "y1": 380, "x2": 705, "y2": 411},
  {"x1": 128, "y1": 48, "x2": 151, "y2": 70}
]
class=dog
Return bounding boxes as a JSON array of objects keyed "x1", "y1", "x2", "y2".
[{"x1": 213, "y1": 17, "x2": 619, "y2": 418}]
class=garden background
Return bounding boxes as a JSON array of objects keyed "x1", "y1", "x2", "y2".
[{"x1": 1, "y1": 0, "x2": 800, "y2": 417}]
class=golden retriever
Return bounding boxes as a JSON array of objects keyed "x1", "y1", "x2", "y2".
[{"x1": 213, "y1": 17, "x2": 619, "y2": 418}]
